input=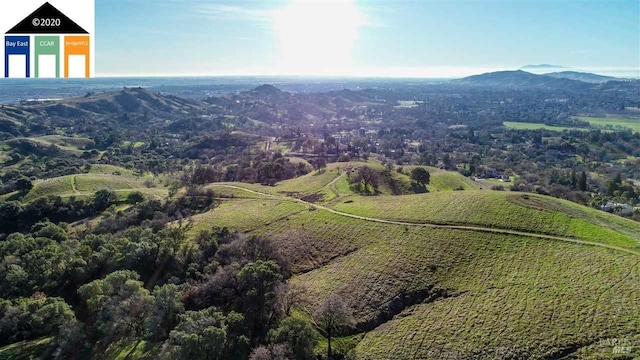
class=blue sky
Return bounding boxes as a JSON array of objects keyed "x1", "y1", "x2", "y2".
[{"x1": 96, "y1": 0, "x2": 640, "y2": 77}]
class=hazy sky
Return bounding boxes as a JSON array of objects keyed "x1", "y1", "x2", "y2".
[{"x1": 96, "y1": 0, "x2": 640, "y2": 77}]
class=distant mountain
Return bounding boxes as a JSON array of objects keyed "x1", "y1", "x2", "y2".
[
  {"x1": 250, "y1": 84, "x2": 282, "y2": 94},
  {"x1": 11, "y1": 87, "x2": 207, "y2": 120},
  {"x1": 521, "y1": 64, "x2": 569, "y2": 70},
  {"x1": 56, "y1": 88, "x2": 205, "y2": 116},
  {"x1": 455, "y1": 70, "x2": 640, "y2": 93},
  {"x1": 544, "y1": 71, "x2": 621, "y2": 83},
  {"x1": 455, "y1": 70, "x2": 586, "y2": 89},
  {"x1": 521, "y1": 64, "x2": 571, "y2": 74}
]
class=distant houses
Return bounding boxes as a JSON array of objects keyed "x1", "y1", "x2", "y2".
[{"x1": 600, "y1": 201, "x2": 634, "y2": 216}]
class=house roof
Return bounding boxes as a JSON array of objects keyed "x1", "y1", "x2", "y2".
[{"x1": 6, "y1": 2, "x2": 88, "y2": 34}]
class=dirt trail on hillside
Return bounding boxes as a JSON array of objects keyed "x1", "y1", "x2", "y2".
[
  {"x1": 209, "y1": 184, "x2": 640, "y2": 257},
  {"x1": 72, "y1": 176, "x2": 80, "y2": 194}
]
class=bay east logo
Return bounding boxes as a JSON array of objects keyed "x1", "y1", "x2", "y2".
[{"x1": 2, "y1": 0, "x2": 95, "y2": 78}]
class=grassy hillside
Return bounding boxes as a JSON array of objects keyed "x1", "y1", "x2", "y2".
[
  {"x1": 347, "y1": 230, "x2": 640, "y2": 359},
  {"x1": 5, "y1": 164, "x2": 639, "y2": 359},
  {"x1": 3, "y1": 135, "x2": 95, "y2": 153},
  {"x1": 21, "y1": 170, "x2": 165, "y2": 202},
  {"x1": 57, "y1": 88, "x2": 206, "y2": 115},
  {"x1": 0, "y1": 338, "x2": 52, "y2": 360},
  {"x1": 232, "y1": 162, "x2": 482, "y2": 204},
  {"x1": 333, "y1": 191, "x2": 640, "y2": 251},
  {"x1": 188, "y1": 198, "x2": 307, "y2": 234},
  {"x1": 186, "y1": 183, "x2": 640, "y2": 359}
]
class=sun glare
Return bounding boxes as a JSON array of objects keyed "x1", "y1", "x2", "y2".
[{"x1": 273, "y1": 0, "x2": 363, "y2": 75}]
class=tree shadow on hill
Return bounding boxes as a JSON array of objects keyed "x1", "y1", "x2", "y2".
[
  {"x1": 349, "y1": 183, "x2": 380, "y2": 196},
  {"x1": 411, "y1": 182, "x2": 429, "y2": 194}
]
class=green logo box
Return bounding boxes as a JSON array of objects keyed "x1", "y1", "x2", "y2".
[{"x1": 35, "y1": 36, "x2": 60, "y2": 78}]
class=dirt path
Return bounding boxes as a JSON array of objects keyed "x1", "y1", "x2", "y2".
[
  {"x1": 209, "y1": 184, "x2": 640, "y2": 257},
  {"x1": 325, "y1": 171, "x2": 345, "y2": 188},
  {"x1": 265, "y1": 137, "x2": 276, "y2": 152},
  {"x1": 71, "y1": 176, "x2": 80, "y2": 194},
  {"x1": 323, "y1": 171, "x2": 346, "y2": 201}
]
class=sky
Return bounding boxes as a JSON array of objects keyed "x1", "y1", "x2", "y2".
[{"x1": 96, "y1": 0, "x2": 640, "y2": 78}]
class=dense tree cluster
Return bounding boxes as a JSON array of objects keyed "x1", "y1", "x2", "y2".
[{"x1": 0, "y1": 218, "x2": 337, "y2": 359}]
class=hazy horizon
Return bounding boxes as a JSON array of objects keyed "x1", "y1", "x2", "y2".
[
  {"x1": 96, "y1": 0, "x2": 639, "y2": 78},
  {"x1": 90, "y1": 67, "x2": 639, "y2": 79},
  {"x1": 1, "y1": 65, "x2": 639, "y2": 80}
]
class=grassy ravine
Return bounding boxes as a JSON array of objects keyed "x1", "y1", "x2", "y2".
[{"x1": 286, "y1": 219, "x2": 640, "y2": 359}]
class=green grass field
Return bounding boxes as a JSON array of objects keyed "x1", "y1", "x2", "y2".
[
  {"x1": 503, "y1": 122, "x2": 588, "y2": 132},
  {"x1": 348, "y1": 230, "x2": 640, "y2": 359},
  {"x1": 416, "y1": 166, "x2": 481, "y2": 191},
  {"x1": 577, "y1": 116, "x2": 640, "y2": 133}
]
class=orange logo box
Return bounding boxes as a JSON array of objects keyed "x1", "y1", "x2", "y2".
[{"x1": 64, "y1": 36, "x2": 90, "y2": 78}]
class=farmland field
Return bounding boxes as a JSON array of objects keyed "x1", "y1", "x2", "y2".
[
  {"x1": 503, "y1": 121, "x2": 588, "y2": 131},
  {"x1": 577, "y1": 116, "x2": 640, "y2": 133}
]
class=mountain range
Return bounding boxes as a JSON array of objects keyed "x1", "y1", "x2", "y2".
[{"x1": 456, "y1": 69, "x2": 637, "y2": 90}]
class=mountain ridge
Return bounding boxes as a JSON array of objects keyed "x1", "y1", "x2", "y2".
[{"x1": 455, "y1": 69, "x2": 636, "y2": 90}]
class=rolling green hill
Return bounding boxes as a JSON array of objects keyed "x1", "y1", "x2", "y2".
[
  {"x1": 221, "y1": 162, "x2": 483, "y2": 204},
  {"x1": 194, "y1": 181, "x2": 640, "y2": 359},
  {"x1": 3, "y1": 135, "x2": 95, "y2": 153},
  {"x1": 20, "y1": 169, "x2": 165, "y2": 202},
  {"x1": 5, "y1": 162, "x2": 639, "y2": 359},
  {"x1": 52, "y1": 88, "x2": 207, "y2": 116},
  {"x1": 332, "y1": 191, "x2": 640, "y2": 251}
]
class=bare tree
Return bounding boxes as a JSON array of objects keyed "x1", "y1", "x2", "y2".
[
  {"x1": 276, "y1": 283, "x2": 309, "y2": 316},
  {"x1": 313, "y1": 294, "x2": 353, "y2": 360}
]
